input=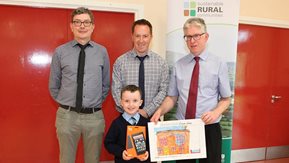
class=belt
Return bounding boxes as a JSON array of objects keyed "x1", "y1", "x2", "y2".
[{"x1": 60, "y1": 104, "x2": 101, "y2": 114}]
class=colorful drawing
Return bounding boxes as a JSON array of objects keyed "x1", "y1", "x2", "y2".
[
  {"x1": 148, "y1": 119, "x2": 206, "y2": 161},
  {"x1": 156, "y1": 129, "x2": 190, "y2": 155}
]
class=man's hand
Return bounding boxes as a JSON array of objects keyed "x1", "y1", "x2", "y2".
[
  {"x1": 150, "y1": 109, "x2": 161, "y2": 123},
  {"x1": 201, "y1": 110, "x2": 220, "y2": 124},
  {"x1": 138, "y1": 109, "x2": 148, "y2": 118}
]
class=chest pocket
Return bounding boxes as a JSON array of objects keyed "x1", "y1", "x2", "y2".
[{"x1": 199, "y1": 73, "x2": 218, "y2": 96}]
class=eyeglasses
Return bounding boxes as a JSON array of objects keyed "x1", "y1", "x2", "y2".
[
  {"x1": 72, "y1": 20, "x2": 92, "y2": 27},
  {"x1": 183, "y1": 33, "x2": 205, "y2": 41}
]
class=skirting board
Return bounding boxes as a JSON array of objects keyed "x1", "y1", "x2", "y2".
[{"x1": 232, "y1": 146, "x2": 289, "y2": 162}]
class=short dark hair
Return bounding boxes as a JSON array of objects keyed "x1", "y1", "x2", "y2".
[
  {"x1": 131, "y1": 19, "x2": 152, "y2": 35},
  {"x1": 121, "y1": 85, "x2": 142, "y2": 99},
  {"x1": 71, "y1": 7, "x2": 94, "y2": 23}
]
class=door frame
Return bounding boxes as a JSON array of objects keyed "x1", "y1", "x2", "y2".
[
  {"x1": 240, "y1": 16, "x2": 289, "y2": 29},
  {"x1": 0, "y1": 0, "x2": 143, "y2": 19}
]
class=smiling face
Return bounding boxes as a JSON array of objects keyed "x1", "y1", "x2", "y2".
[
  {"x1": 132, "y1": 24, "x2": 152, "y2": 55},
  {"x1": 184, "y1": 25, "x2": 209, "y2": 56},
  {"x1": 70, "y1": 13, "x2": 95, "y2": 44},
  {"x1": 121, "y1": 90, "x2": 143, "y2": 116}
]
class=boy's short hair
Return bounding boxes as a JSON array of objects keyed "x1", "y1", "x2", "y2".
[{"x1": 120, "y1": 85, "x2": 142, "y2": 99}]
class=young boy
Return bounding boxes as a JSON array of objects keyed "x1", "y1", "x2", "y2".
[{"x1": 104, "y1": 85, "x2": 150, "y2": 163}]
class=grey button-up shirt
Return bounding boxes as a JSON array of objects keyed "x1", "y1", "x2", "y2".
[{"x1": 49, "y1": 40, "x2": 110, "y2": 108}]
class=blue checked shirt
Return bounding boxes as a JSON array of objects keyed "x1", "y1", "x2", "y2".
[{"x1": 112, "y1": 49, "x2": 169, "y2": 117}]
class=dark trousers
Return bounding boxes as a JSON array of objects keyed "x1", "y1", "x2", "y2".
[{"x1": 176, "y1": 123, "x2": 222, "y2": 163}]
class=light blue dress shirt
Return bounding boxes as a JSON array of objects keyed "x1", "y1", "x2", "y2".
[
  {"x1": 168, "y1": 49, "x2": 231, "y2": 123},
  {"x1": 122, "y1": 112, "x2": 140, "y2": 125}
]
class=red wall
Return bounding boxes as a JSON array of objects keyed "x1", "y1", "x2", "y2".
[{"x1": 0, "y1": 5, "x2": 134, "y2": 162}]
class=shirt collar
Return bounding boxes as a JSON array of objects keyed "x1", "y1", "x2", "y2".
[
  {"x1": 130, "y1": 49, "x2": 151, "y2": 58},
  {"x1": 72, "y1": 40, "x2": 92, "y2": 47},
  {"x1": 188, "y1": 48, "x2": 209, "y2": 63},
  {"x1": 122, "y1": 112, "x2": 140, "y2": 123}
]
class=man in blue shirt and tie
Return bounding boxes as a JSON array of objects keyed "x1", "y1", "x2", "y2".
[{"x1": 151, "y1": 17, "x2": 231, "y2": 163}]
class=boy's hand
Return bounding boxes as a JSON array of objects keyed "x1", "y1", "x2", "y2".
[
  {"x1": 122, "y1": 150, "x2": 133, "y2": 160},
  {"x1": 137, "y1": 151, "x2": 149, "y2": 161}
]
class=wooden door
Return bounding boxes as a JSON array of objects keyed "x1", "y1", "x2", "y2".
[
  {"x1": 0, "y1": 5, "x2": 134, "y2": 162},
  {"x1": 232, "y1": 24, "x2": 289, "y2": 161}
]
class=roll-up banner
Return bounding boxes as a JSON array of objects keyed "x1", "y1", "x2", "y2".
[{"x1": 165, "y1": 0, "x2": 240, "y2": 162}]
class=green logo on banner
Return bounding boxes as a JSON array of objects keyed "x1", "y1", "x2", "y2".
[
  {"x1": 184, "y1": 0, "x2": 196, "y2": 16},
  {"x1": 190, "y1": 10, "x2": 196, "y2": 16}
]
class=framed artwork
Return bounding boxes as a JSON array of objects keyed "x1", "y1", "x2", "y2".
[{"x1": 148, "y1": 119, "x2": 206, "y2": 161}]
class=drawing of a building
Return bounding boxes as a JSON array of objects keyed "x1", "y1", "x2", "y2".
[{"x1": 156, "y1": 129, "x2": 190, "y2": 155}]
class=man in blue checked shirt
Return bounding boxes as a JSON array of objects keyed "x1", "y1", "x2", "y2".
[{"x1": 112, "y1": 19, "x2": 169, "y2": 119}]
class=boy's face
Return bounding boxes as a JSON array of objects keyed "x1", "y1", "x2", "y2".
[{"x1": 121, "y1": 90, "x2": 143, "y2": 116}]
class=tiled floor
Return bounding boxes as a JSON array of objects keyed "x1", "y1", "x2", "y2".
[
  {"x1": 103, "y1": 158, "x2": 289, "y2": 163},
  {"x1": 247, "y1": 157, "x2": 289, "y2": 163}
]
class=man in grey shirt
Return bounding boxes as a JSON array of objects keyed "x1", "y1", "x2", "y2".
[
  {"x1": 49, "y1": 7, "x2": 110, "y2": 163},
  {"x1": 112, "y1": 19, "x2": 169, "y2": 118}
]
